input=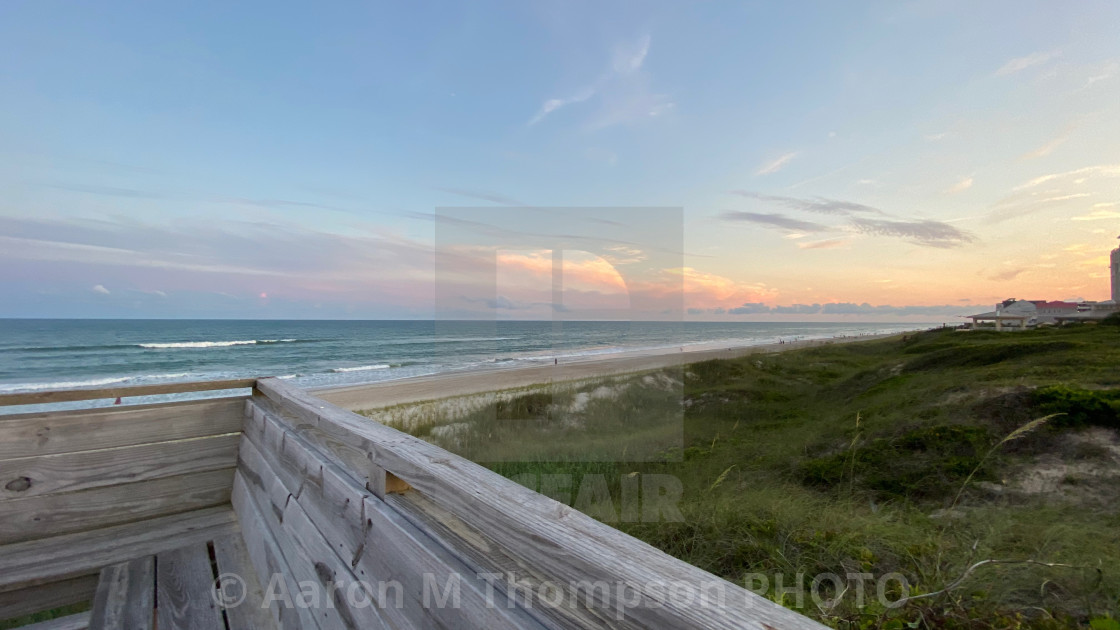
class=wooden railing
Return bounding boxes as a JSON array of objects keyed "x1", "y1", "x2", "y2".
[
  {"x1": 244, "y1": 377, "x2": 824, "y2": 629},
  {"x1": 0, "y1": 380, "x2": 251, "y2": 625},
  {"x1": 0, "y1": 382, "x2": 250, "y2": 544},
  {"x1": 0, "y1": 378, "x2": 256, "y2": 407},
  {"x1": 0, "y1": 377, "x2": 824, "y2": 628}
]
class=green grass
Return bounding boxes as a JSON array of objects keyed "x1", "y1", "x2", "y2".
[
  {"x1": 0, "y1": 603, "x2": 89, "y2": 630},
  {"x1": 363, "y1": 324, "x2": 1120, "y2": 629}
]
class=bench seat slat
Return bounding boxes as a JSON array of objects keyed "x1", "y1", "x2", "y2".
[
  {"x1": 212, "y1": 533, "x2": 279, "y2": 630},
  {"x1": 0, "y1": 506, "x2": 238, "y2": 592},
  {"x1": 156, "y1": 544, "x2": 224, "y2": 630},
  {"x1": 89, "y1": 556, "x2": 154, "y2": 630}
]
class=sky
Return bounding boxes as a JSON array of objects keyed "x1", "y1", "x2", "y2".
[{"x1": 1, "y1": 1, "x2": 1119, "y2": 321}]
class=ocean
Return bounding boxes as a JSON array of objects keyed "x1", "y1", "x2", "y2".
[{"x1": 0, "y1": 319, "x2": 929, "y2": 397}]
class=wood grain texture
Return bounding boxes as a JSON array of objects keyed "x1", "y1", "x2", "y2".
[
  {"x1": 231, "y1": 472, "x2": 322, "y2": 630},
  {"x1": 212, "y1": 533, "x2": 280, "y2": 630},
  {"x1": 256, "y1": 378, "x2": 828, "y2": 630},
  {"x1": 0, "y1": 574, "x2": 97, "y2": 620},
  {"x1": 0, "y1": 379, "x2": 256, "y2": 407},
  {"x1": 244, "y1": 407, "x2": 545, "y2": 629},
  {"x1": 1, "y1": 433, "x2": 240, "y2": 499},
  {"x1": 17, "y1": 612, "x2": 91, "y2": 630},
  {"x1": 388, "y1": 491, "x2": 630, "y2": 629},
  {"x1": 0, "y1": 398, "x2": 245, "y2": 459},
  {"x1": 0, "y1": 468, "x2": 234, "y2": 545},
  {"x1": 0, "y1": 506, "x2": 237, "y2": 592},
  {"x1": 236, "y1": 438, "x2": 386, "y2": 630},
  {"x1": 89, "y1": 556, "x2": 154, "y2": 630},
  {"x1": 156, "y1": 544, "x2": 224, "y2": 630}
]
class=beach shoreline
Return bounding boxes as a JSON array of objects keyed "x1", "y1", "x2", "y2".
[{"x1": 315, "y1": 331, "x2": 908, "y2": 411}]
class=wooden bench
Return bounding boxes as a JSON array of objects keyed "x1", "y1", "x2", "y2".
[
  {"x1": 3, "y1": 525, "x2": 275, "y2": 630},
  {"x1": 0, "y1": 379, "x2": 825, "y2": 629}
]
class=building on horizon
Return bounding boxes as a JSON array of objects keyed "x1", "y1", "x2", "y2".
[
  {"x1": 968, "y1": 298, "x2": 1038, "y2": 329},
  {"x1": 1112, "y1": 236, "x2": 1119, "y2": 302},
  {"x1": 970, "y1": 237, "x2": 1120, "y2": 328}
]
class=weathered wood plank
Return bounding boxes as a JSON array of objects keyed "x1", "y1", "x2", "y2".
[
  {"x1": 17, "y1": 612, "x2": 91, "y2": 630},
  {"x1": 256, "y1": 378, "x2": 828, "y2": 629},
  {"x1": 0, "y1": 507, "x2": 237, "y2": 592},
  {"x1": 0, "y1": 574, "x2": 97, "y2": 620},
  {"x1": 89, "y1": 556, "x2": 154, "y2": 630},
  {"x1": 231, "y1": 472, "x2": 321, "y2": 630},
  {"x1": 0, "y1": 398, "x2": 245, "y2": 459},
  {"x1": 212, "y1": 534, "x2": 280, "y2": 630},
  {"x1": 387, "y1": 491, "x2": 628, "y2": 629},
  {"x1": 243, "y1": 409, "x2": 364, "y2": 560},
  {"x1": 245, "y1": 407, "x2": 547, "y2": 629},
  {"x1": 236, "y1": 437, "x2": 385, "y2": 630},
  {"x1": 0, "y1": 468, "x2": 234, "y2": 545},
  {"x1": 1, "y1": 433, "x2": 240, "y2": 499},
  {"x1": 156, "y1": 544, "x2": 224, "y2": 630},
  {"x1": 0, "y1": 379, "x2": 256, "y2": 407}
]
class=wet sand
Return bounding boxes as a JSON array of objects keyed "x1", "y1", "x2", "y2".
[{"x1": 315, "y1": 332, "x2": 900, "y2": 411}]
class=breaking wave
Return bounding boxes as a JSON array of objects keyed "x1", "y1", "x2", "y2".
[
  {"x1": 138, "y1": 339, "x2": 299, "y2": 349},
  {"x1": 330, "y1": 364, "x2": 391, "y2": 373}
]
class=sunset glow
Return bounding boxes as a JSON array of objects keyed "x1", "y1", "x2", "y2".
[{"x1": 0, "y1": 2, "x2": 1117, "y2": 320}]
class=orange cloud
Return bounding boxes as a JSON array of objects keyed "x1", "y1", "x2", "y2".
[{"x1": 496, "y1": 250, "x2": 629, "y2": 293}]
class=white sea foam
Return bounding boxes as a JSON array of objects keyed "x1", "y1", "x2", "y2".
[
  {"x1": 0, "y1": 376, "x2": 132, "y2": 392},
  {"x1": 138, "y1": 339, "x2": 297, "y2": 349},
  {"x1": 331, "y1": 364, "x2": 391, "y2": 373},
  {"x1": 0, "y1": 372, "x2": 217, "y2": 393},
  {"x1": 378, "y1": 336, "x2": 520, "y2": 346}
]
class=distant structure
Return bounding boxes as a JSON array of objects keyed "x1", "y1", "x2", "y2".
[
  {"x1": 969, "y1": 236, "x2": 1120, "y2": 328},
  {"x1": 968, "y1": 298, "x2": 1037, "y2": 330},
  {"x1": 1033, "y1": 300, "x2": 1080, "y2": 323},
  {"x1": 1112, "y1": 235, "x2": 1119, "y2": 302}
]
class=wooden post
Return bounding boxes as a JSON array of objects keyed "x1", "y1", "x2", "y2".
[{"x1": 366, "y1": 461, "x2": 411, "y2": 499}]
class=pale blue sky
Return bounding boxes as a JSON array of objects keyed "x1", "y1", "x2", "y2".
[{"x1": 2, "y1": 1, "x2": 1118, "y2": 319}]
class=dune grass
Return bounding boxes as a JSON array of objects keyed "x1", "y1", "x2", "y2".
[{"x1": 366, "y1": 324, "x2": 1120, "y2": 628}]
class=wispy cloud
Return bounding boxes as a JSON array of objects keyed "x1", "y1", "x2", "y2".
[
  {"x1": 1014, "y1": 164, "x2": 1120, "y2": 191},
  {"x1": 983, "y1": 268, "x2": 1026, "y2": 282},
  {"x1": 462, "y1": 295, "x2": 534, "y2": 310},
  {"x1": 0, "y1": 216, "x2": 436, "y2": 286},
  {"x1": 721, "y1": 301, "x2": 972, "y2": 317},
  {"x1": 39, "y1": 181, "x2": 374, "y2": 217},
  {"x1": 612, "y1": 33, "x2": 650, "y2": 74},
  {"x1": 528, "y1": 86, "x2": 596, "y2": 126},
  {"x1": 848, "y1": 217, "x2": 975, "y2": 248},
  {"x1": 946, "y1": 176, "x2": 974, "y2": 194},
  {"x1": 435, "y1": 187, "x2": 527, "y2": 206},
  {"x1": 528, "y1": 34, "x2": 670, "y2": 129},
  {"x1": 44, "y1": 183, "x2": 163, "y2": 199},
  {"x1": 724, "y1": 192, "x2": 974, "y2": 248},
  {"x1": 1072, "y1": 203, "x2": 1120, "y2": 221},
  {"x1": 718, "y1": 211, "x2": 829, "y2": 233},
  {"x1": 730, "y1": 191, "x2": 885, "y2": 216},
  {"x1": 92, "y1": 284, "x2": 110, "y2": 295},
  {"x1": 1022, "y1": 130, "x2": 1071, "y2": 160},
  {"x1": 1084, "y1": 61, "x2": 1117, "y2": 88},
  {"x1": 983, "y1": 164, "x2": 1120, "y2": 223},
  {"x1": 995, "y1": 50, "x2": 1060, "y2": 76},
  {"x1": 754, "y1": 152, "x2": 798, "y2": 176},
  {"x1": 796, "y1": 238, "x2": 849, "y2": 250}
]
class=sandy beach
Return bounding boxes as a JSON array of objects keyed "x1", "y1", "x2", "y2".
[{"x1": 315, "y1": 332, "x2": 903, "y2": 410}]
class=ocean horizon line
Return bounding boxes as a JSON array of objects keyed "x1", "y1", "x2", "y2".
[{"x1": 0, "y1": 316, "x2": 951, "y2": 324}]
